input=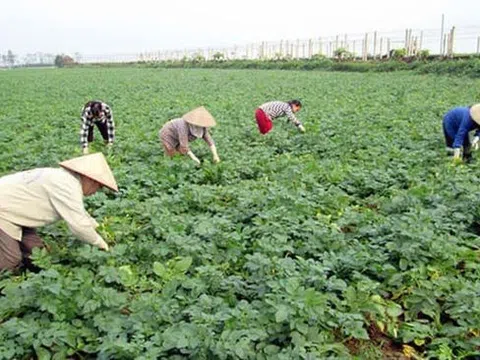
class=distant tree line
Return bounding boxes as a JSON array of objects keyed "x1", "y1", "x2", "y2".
[
  {"x1": 0, "y1": 50, "x2": 81, "y2": 68},
  {"x1": 0, "y1": 50, "x2": 16, "y2": 67}
]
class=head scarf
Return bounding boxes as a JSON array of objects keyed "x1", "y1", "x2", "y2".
[{"x1": 188, "y1": 123, "x2": 205, "y2": 138}]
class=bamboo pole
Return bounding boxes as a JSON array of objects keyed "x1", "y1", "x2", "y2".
[
  {"x1": 409, "y1": 29, "x2": 413, "y2": 56},
  {"x1": 450, "y1": 26, "x2": 456, "y2": 57},
  {"x1": 364, "y1": 33, "x2": 369, "y2": 60},
  {"x1": 443, "y1": 34, "x2": 447, "y2": 56},
  {"x1": 440, "y1": 13, "x2": 445, "y2": 54},
  {"x1": 405, "y1": 28, "x2": 409, "y2": 51}
]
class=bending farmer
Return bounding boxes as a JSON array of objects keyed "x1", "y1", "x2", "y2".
[
  {"x1": 80, "y1": 101, "x2": 115, "y2": 154},
  {"x1": 255, "y1": 100, "x2": 305, "y2": 135},
  {"x1": 0, "y1": 153, "x2": 118, "y2": 272},
  {"x1": 159, "y1": 106, "x2": 220, "y2": 165}
]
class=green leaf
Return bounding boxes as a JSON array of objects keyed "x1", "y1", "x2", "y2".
[
  {"x1": 275, "y1": 305, "x2": 290, "y2": 323},
  {"x1": 153, "y1": 262, "x2": 168, "y2": 278},
  {"x1": 173, "y1": 257, "x2": 193, "y2": 273},
  {"x1": 386, "y1": 302, "x2": 403, "y2": 318},
  {"x1": 35, "y1": 347, "x2": 51, "y2": 360}
]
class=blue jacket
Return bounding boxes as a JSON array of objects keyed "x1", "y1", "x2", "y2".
[{"x1": 443, "y1": 107, "x2": 480, "y2": 148}]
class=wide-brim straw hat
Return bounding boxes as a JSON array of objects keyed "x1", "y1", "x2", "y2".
[
  {"x1": 183, "y1": 106, "x2": 216, "y2": 127},
  {"x1": 59, "y1": 153, "x2": 118, "y2": 192},
  {"x1": 470, "y1": 104, "x2": 480, "y2": 125}
]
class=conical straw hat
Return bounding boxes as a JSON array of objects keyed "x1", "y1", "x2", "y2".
[
  {"x1": 470, "y1": 104, "x2": 480, "y2": 125},
  {"x1": 59, "y1": 153, "x2": 118, "y2": 192},
  {"x1": 183, "y1": 106, "x2": 216, "y2": 127}
]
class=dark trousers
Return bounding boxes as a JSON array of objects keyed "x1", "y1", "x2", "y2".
[
  {"x1": 0, "y1": 227, "x2": 45, "y2": 272},
  {"x1": 88, "y1": 121, "x2": 109, "y2": 143}
]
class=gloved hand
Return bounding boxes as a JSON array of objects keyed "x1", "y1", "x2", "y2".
[
  {"x1": 453, "y1": 148, "x2": 462, "y2": 160},
  {"x1": 472, "y1": 136, "x2": 480, "y2": 151},
  {"x1": 96, "y1": 236, "x2": 110, "y2": 251},
  {"x1": 210, "y1": 145, "x2": 220, "y2": 163},
  {"x1": 187, "y1": 151, "x2": 201, "y2": 166},
  {"x1": 298, "y1": 125, "x2": 306, "y2": 133},
  {"x1": 82, "y1": 147, "x2": 89, "y2": 155}
]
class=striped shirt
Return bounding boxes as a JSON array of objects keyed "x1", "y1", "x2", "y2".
[
  {"x1": 259, "y1": 101, "x2": 301, "y2": 126},
  {"x1": 159, "y1": 118, "x2": 215, "y2": 154},
  {"x1": 80, "y1": 101, "x2": 115, "y2": 148}
]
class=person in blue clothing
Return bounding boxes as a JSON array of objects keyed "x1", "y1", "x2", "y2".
[{"x1": 443, "y1": 104, "x2": 480, "y2": 160}]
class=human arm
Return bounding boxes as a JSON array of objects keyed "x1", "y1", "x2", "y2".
[
  {"x1": 104, "y1": 105, "x2": 115, "y2": 145},
  {"x1": 48, "y1": 182, "x2": 109, "y2": 250},
  {"x1": 285, "y1": 106, "x2": 304, "y2": 132},
  {"x1": 203, "y1": 130, "x2": 220, "y2": 163}
]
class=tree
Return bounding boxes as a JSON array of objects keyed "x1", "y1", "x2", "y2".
[
  {"x1": 74, "y1": 52, "x2": 83, "y2": 63},
  {"x1": 6, "y1": 50, "x2": 16, "y2": 67},
  {"x1": 333, "y1": 48, "x2": 353, "y2": 60},
  {"x1": 212, "y1": 52, "x2": 225, "y2": 61},
  {"x1": 54, "y1": 54, "x2": 75, "y2": 68},
  {"x1": 191, "y1": 53, "x2": 206, "y2": 63},
  {"x1": 391, "y1": 48, "x2": 407, "y2": 59}
]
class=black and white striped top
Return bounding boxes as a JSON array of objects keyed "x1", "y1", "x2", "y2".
[
  {"x1": 80, "y1": 101, "x2": 115, "y2": 148},
  {"x1": 259, "y1": 101, "x2": 301, "y2": 126}
]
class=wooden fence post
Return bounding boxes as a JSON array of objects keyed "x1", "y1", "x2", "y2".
[
  {"x1": 477, "y1": 36, "x2": 480, "y2": 54},
  {"x1": 352, "y1": 40, "x2": 356, "y2": 59},
  {"x1": 379, "y1": 37, "x2": 383, "y2": 58},
  {"x1": 319, "y1": 37, "x2": 323, "y2": 55},
  {"x1": 295, "y1": 39, "x2": 300, "y2": 59},
  {"x1": 419, "y1": 31, "x2": 424, "y2": 51},
  {"x1": 373, "y1": 31, "x2": 377, "y2": 59},
  {"x1": 308, "y1": 39, "x2": 313, "y2": 58}
]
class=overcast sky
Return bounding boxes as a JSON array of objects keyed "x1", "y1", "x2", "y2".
[{"x1": 1, "y1": 0, "x2": 479, "y2": 56}]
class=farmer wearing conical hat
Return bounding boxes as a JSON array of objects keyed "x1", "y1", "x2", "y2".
[
  {"x1": 443, "y1": 104, "x2": 480, "y2": 161},
  {"x1": 255, "y1": 100, "x2": 305, "y2": 135},
  {"x1": 0, "y1": 153, "x2": 118, "y2": 272},
  {"x1": 159, "y1": 106, "x2": 220, "y2": 165}
]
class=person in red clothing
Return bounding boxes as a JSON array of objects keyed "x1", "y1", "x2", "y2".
[{"x1": 255, "y1": 100, "x2": 305, "y2": 135}]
